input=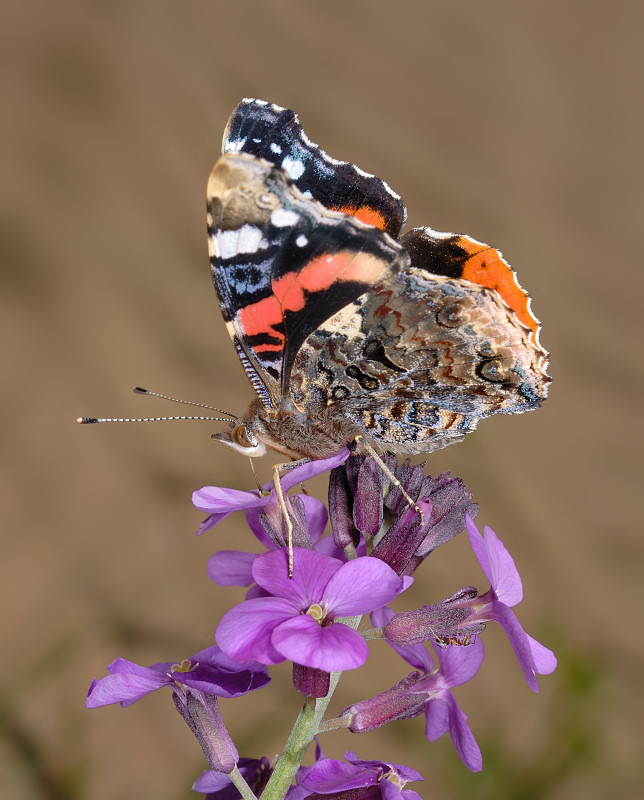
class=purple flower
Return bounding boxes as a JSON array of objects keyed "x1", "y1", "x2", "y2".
[
  {"x1": 383, "y1": 517, "x2": 557, "y2": 693},
  {"x1": 86, "y1": 646, "x2": 269, "y2": 774},
  {"x1": 299, "y1": 750, "x2": 423, "y2": 800},
  {"x1": 193, "y1": 449, "x2": 350, "y2": 536},
  {"x1": 216, "y1": 548, "x2": 411, "y2": 672},
  {"x1": 464, "y1": 516, "x2": 556, "y2": 691},
  {"x1": 343, "y1": 607, "x2": 484, "y2": 772}
]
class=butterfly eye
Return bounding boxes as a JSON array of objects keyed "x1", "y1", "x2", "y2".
[{"x1": 234, "y1": 425, "x2": 254, "y2": 448}]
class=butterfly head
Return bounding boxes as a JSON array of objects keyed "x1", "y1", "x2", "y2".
[{"x1": 211, "y1": 421, "x2": 268, "y2": 458}]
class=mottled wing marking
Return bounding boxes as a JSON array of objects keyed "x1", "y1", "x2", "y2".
[
  {"x1": 223, "y1": 99, "x2": 407, "y2": 238},
  {"x1": 289, "y1": 265, "x2": 550, "y2": 453},
  {"x1": 207, "y1": 152, "x2": 409, "y2": 408},
  {"x1": 400, "y1": 226, "x2": 548, "y2": 370}
]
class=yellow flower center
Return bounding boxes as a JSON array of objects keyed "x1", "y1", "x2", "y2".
[
  {"x1": 306, "y1": 603, "x2": 328, "y2": 623},
  {"x1": 170, "y1": 658, "x2": 196, "y2": 674}
]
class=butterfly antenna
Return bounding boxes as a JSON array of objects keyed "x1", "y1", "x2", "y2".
[
  {"x1": 132, "y1": 387, "x2": 237, "y2": 419},
  {"x1": 77, "y1": 414, "x2": 234, "y2": 424},
  {"x1": 77, "y1": 386, "x2": 238, "y2": 425}
]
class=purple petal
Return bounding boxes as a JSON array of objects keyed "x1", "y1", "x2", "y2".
[
  {"x1": 371, "y1": 606, "x2": 395, "y2": 628},
  {"x1": 252, "y1": 548, "x2": 343, "y2": 607},
  {"x1": 526, "y1": 633, "x2": 557, "y2": 674},
  {"x1": 380, "y1": 780, "x2": 410, "y2": 800},
  {"x1": 195, "y1": 513, "x2": 223, "y2": 535},
  {"x1": 178, "y1": 662, "x2": 259, "y2": 698},
  {"x1": 86, "y1": 659, "x2": 170, "y2": 708},
  {"x1": 323, "y1": 558, "x2": 408, "y2": 618},
  {"x1": 193, "y1": 485, "x2": 264, "y2": 514},
  {"x1": 492, "y1": 603, "x2": 540, "y2": 692},
  {"x1": 216, "y1": 597, "x2": 295, "y2": 665},
  {"x1": 465, "y1": 515, "x2": 491, "y2": 580},
  {"x1": 193, "y1": 486, "x2": 266, "y2": 535},
  {"x1": 482, "y1": 525, "x2": 523, "y2": 605},
  {"x1": 192, "y1": 769, "x2": 232, "y2": 792},
  {"x1": 207, "y1": 550, "x2": 258, "y2": 586},
  {"x1": 297, "y1": 494, "x2": 329, "y2": 541},
  {"x1": 268, "y1": 449, "x2": 351, "y2": 494},
  {"x1": 466, "y1": 516, "x2": 522, "y2": 606},
  {"x1": 301, "y1": 758, "x2": 377, "y2": 791},
  {"x1": 441, "y1": 692, "x2": 482, "y2": 772},
  {"x1": 431, "y1": 638, "x2": 485, "y2": 689},
  {"x1": 424, "y1": 692, "x2": 450, "y2": 740},
  {"x1": 390, "y1": 640, "x2": 436, "y2": 674},
  {"x1": 285, "y1": 787, "x2": 310, "y2": 800},
  {"x1": 272, "y1": 615, "x2": 369, "y2": 671},
  {"x1": 399, "y1": 790, "x2": 423, "y2": 800},
  {"x1": 425, "y1": 693, "x2": 482, "y2": 772}
]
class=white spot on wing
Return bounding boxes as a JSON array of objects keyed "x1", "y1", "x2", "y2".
[
  {"x1": 224, "y1": 137, "x2": 247, "y2": 153},
  {"x1": 270, "y1": 143, "x2": 282, "y2": 154},
  {"x1": 281, "y1": 156, "x2": 305, "y2": 180},
  {"x1": 271, "y1": 208, "x2": 300, "y2": 228},
  {"x1": 295, "y1": 234, "x2": 308, "y2": 247},
  {"x1": 214, "y1": 225, "x2": 264, "y2": 259}
]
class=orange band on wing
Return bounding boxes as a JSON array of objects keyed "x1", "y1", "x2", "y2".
[
  {"x1": 456, "y1": 237, "x2": 538, "y2": 336},
  {"x1": 237, "y1": 250, "x2": 388, "y2": 354},
  {"x1": 332, "y1": 204, "x2": 388, "y2": 231}
]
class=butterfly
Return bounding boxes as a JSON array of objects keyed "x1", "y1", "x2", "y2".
[{"x1": 207, "y1": 99, "x2": 550, "y2": 464}]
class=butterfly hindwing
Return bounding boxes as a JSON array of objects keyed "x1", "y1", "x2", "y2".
[{"x1": 289, "y1": 264, "x2": 549, "y2": 452}]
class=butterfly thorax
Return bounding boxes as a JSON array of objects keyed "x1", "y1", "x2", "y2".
[{"x1": 244, "y1": 398, "x2": 362, "y2": 460}]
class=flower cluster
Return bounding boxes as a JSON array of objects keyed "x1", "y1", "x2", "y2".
[{"x1": 87, "y1": 453, "x2": 556, "y2": 798}]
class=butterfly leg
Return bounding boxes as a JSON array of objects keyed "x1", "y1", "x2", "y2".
[
  {"x1": 354, "y1": 436, "x2": 425, "y2": 525},
  {"x1": 272, "y1": 458, "x2": 312, "y2": 578}
]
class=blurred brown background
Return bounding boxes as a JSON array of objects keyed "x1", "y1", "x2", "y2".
[{"x1": 2, "y1": 2, "x2": 642, "y2": 798}]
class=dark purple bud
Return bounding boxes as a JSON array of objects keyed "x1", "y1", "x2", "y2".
[
  {"x1": 417, "y1": 474, "x2": 478, "y2": 553},
  {"x1": 354, "y1": 457, "x2": 385, "y2": 538},
  {"x1": 372, "y1": 499, "x2": 432, "y2": 575},
  {"x1": 385, "y1": 589, "x2": 485, "y2": 646},
  {"x1": 344, "y1": 453, "x2": 363, "y2": 493},
  {"x1": 384, "y1": 458, "x2": 425, "y2": 515},
  {"x1": 328, "y1": 463, "x2": 358, "y2": 549},
  {"x1": 292, "y1": 663, "x2": 330, "y2": 698},
  {"x1": 173, "y1": 690, "x2": 238, "y2": 774},
  {"x1": 341, "y1": 671, "x2": 427, "y2": 732},
  {"x1": 404, "y1": 475, "x2": 478, "y2": 575}
]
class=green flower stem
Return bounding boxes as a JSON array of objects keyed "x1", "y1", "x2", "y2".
[
  {"x1": 228, "y1": 764, "x2": 258, "y2": 800},
  {"x1": 260, "y1": 696, "x2": 317, "y2": 800},
  {"x1": 260, "y1": 616, "x2": 360, "y2": 800}
]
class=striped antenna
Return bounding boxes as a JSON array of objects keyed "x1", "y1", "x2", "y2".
[
  {"x1": 77, "y1": 414, "x2": 233, "y2": 424},
  {"x1": 76, "y1": 386, "x2": 238, "y2": 425},
  {"x1": 132, "y1": 387, "x2": 237, "y2": 419}
]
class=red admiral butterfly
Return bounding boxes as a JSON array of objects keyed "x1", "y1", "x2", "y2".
[{"x1": 208, "y1": 99, "x2": 550, "y2": 463}]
